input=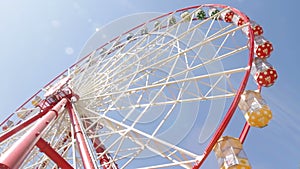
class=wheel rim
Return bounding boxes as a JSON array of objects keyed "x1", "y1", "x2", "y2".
[{"x1": 0, "y1": 4, "x2": 254, "y2": 169}]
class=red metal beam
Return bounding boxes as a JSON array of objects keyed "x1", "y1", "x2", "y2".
[
  {"x1": 66, "y1": 103, "x2": 96, "y2": 169},
  {"x1": 36, "y1": 138, "x2": 73, "y2": 169},
  {"x1": 192, "y1": 5, "x2": 255, "y2": 168},
  {"x1": 239, "y1": 122, "x2": 251, "y2": 144},
  {"x1": 0, "y1": 107, "x2": 51, "y2": 143},
  {"x1": 94, "y1": 138, "x2": 118, "y2": 169},
  {"x1": 0, "y1": 98, "x2": 67, "y2": 169},
  {"x1": 82, "y1": 119, "x2": 118, "y2": 169}
]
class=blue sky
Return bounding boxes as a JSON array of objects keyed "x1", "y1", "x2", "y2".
[{"x1": 0, "y1": 0, "x2": 299, "y2": 168}]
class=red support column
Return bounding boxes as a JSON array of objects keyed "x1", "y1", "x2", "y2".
[
  {"x1": 36, "y1": 138, "x2": 73, "y2": 169},
  {"x1": 82, "y1": 119, "x2": 118, "y2": 169},
  {"x1": 239, "y1": 122, "x2": 251, "y2": 144},
  {"x1": 66, "y1": 103, "x2": 96, "y2": 169},
  {"x1": 0, "y1": 98, "x2": 68, "y2": 169},
  {"x1": 0, "y1": 108, "x2": 50, "y2": 143},
  {"x1": 94, "y1": 138, "x2": 119, "y2": 169}
]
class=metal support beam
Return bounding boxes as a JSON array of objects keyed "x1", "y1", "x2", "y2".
[
  {"x1": 239, "y1": 122, "x2": 251, "y2": 144},
  {"x1": 82, "y1": 119, "x2": 118, "y2": 169},
  {"x1": 0, "y1": 98, "x2": 67, "y2": 169},
  {"x1": 36, "y1": 138, "x2": 73, "y2": 169},
  {"x1": 66, "y1": 103, "x2": 96, "y2": 169},
  {"x1": 0, "y1": 107, "x2": 51, "y2": 143}
]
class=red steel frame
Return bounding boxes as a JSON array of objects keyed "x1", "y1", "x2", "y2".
[
  {"x1": 0, "y1": 4, "x2": 256, "y2": 169},
  {"x1": 36, "y1": 138, "x2": 73, "y2": 169},
  {"x1": 0, "y1": 93, "x2": 118, "y2": 168},
  {"x1": 66, "y1": 102, "x2": 96, "y2": 169},
  {"x1": 0, "y1": 106, "x2": 53, "y2": 143},
  {"x1": 192, "y1": 4, "x2": 255, "y2": 168},
  {"x1": 82, "y1": 118, "x2": 119, "y2": 169},
  {"x1": 0, "y1": 98, "x2": 68, "y2": 169}
]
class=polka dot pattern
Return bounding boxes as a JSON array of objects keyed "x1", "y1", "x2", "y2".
[
  {"x1": 255, "y1": 68, "x2": 278, "y2": 87},
  {"x1": 242, "y1": 22, "x2": 264, "y2": 37},
  {"x1": 245, "y1": 106, "x2": 272, "y2": 128},
  {"x1": 255, "y1": 41, "x2": 273, "y2": 58},
  {"x1": 252, "y1": 24, "x2": 263, "y2": 36},
  {"x1": 196, "y1": 10, "x2": 206, "y2": 20},
  {"x1": 221, "y1": 10, "x2": 234, "y2": 23},
  {"x1": 208, "y1": 8, "x2": 220, "y2": 20},
  {"x1": 237, "y1": 18, "x2": 246, "y2": 26},
  {"x1": 234, "y1": 15, "x2": 250, "y2": 26},
  {"x1": 214, "y1": 136, "x2": 252, "y2": 169}
]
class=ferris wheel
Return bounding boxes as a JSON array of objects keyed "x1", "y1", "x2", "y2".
[{"x1": 0, "y1": 4, "x2": 277, "y2": 169}]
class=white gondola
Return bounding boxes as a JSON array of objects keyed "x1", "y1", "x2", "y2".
[
  {"x1": 180, "y1": 11, "x2": 191, "y2": 22},
  {"x1": 238, "y1": 90, "x2": 272, "y2": 127},
  {"x1": 254, "y1": 36, "x2": 273, "y2": 59},
  {"x1": 214, "y1": 136, "x2": 251, "y2": 169},
  {"x1": 208, "y1": 8, "x2": 220, "y2": 19},
  {"x1": 251, "y1": 57, "x2": 278, "y2": 87},
  {"x1": 220, "y1": 9, "x2": 234, "y2": 23}
]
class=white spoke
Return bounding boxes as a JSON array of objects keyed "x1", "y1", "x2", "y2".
[{"x1": 0, "y1": 5, "x2": 259, "y2": 169}]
